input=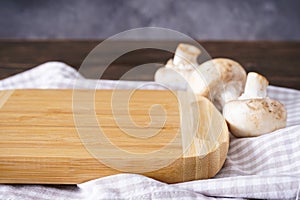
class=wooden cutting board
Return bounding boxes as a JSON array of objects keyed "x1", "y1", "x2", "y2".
[{"x1": 0, "y1": 89, "x2": 229, "y2": 184}]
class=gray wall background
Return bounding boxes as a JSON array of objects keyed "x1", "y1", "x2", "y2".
[{"x1": 0, "y1": 0, "x2": 300, "y2": 40}]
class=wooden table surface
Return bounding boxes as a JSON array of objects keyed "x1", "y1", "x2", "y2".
[{"x1": 0, "y1": 40, "x2": 299, "y2": 89}]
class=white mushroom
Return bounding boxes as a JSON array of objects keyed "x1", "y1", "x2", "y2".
[
  {"x1": 188, "y1": 58, "x2": 247, "y2": 111},
  {"x1": 239, "y1": 71, "x2": 268, "y2": 99},
  {"x1": 172, "y1": 43, "x2": 201, "y2": 67},
  {"x1": 223, "y1": 72, "x2": 287, "y2": 137},
  {"x1": 154, "y1": 43, "x2": 201, "y2": 89}
]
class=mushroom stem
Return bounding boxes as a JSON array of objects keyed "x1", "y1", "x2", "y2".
[
  {"x1": 173, "y1": 43, "x2": 201, "y2": 68},
  {"x1": 240, "y1": 72, "x2": 269, "y2": 99},
  {"x1": 154, "y1": 43, "x2": 202, "y2": 90}
]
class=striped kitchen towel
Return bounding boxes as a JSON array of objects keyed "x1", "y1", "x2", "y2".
[{"x1": 0, "y1": 62, "x2": 299, "y2": 200}]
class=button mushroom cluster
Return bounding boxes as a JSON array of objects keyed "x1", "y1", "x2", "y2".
[{"x1": 154, "y1": 43, "x2": 287, "y2": 137}]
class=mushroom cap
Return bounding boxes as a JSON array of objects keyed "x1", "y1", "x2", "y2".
[
  {"x1": 223, "y1": 98, "x2": 287, "y2": 137},
  {"x1": 154, "y1": 66, "x2": 191, "y2": 90},
  {"x1": 188, "y1": 58, "x2": 246, "y2": 110},
  {"x1": 213, "y1": 58, "x2": 246, "y2": 83}
]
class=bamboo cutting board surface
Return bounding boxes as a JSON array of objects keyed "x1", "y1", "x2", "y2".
[{"x1": 0, "y1": 89, "x2": 229, "y2": 184}]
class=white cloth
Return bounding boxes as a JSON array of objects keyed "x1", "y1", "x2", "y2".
[{"x1": 0, "y1": 62, "x2": 299, "y2": 200}]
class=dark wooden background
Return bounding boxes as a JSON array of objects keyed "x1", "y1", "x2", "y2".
[{"x1": 0, "y1": 40, "x2": 299, "y2": 89}]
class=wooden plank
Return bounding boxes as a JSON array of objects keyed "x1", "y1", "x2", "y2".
[{"x1": 0, "y1": 40, "x2": 299, "y2": 89}]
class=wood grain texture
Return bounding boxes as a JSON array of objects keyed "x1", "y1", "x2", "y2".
[
  {"x1": 0, "y1": 89, "x2": 229, "y2": 184},
  {"x1": 0, "y1": 90, "x2": 14, "y2": 108},
  {"x1": 0, "y1": 40, "x2": 299, "y2": 89}
]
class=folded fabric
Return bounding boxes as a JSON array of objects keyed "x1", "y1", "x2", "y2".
[{"x1": 0, "y1": 62, "x2": 299, "y2": 200}]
